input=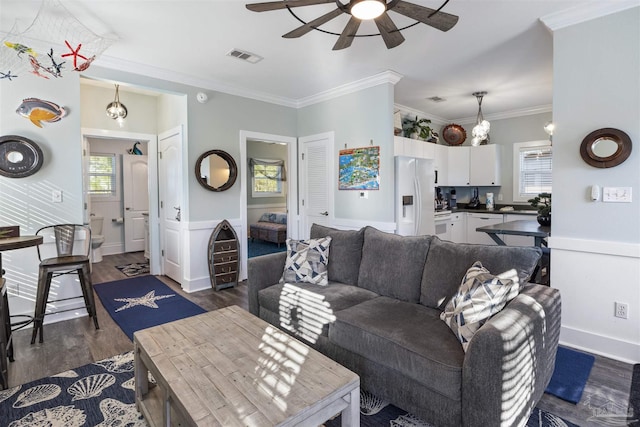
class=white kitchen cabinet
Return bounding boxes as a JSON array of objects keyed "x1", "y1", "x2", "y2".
[
  {"x1": 469, "y1": 145, "x2": 501, "y2": 186},
  {"x1": 447, "y1": 146, "x2": 470, "y2": 186},
  {"x1": 466, "y1": 212, "x2": 503, "y2": 245},
  {"x1": 434, "y1": 144, "x2": 448, "y2": 186},
  {"x1": 394, "y1": 136, "x2": 435, "y2": 160},
  {"x1": 449, "y1": 212, "x2": 466, "y2": 243}
]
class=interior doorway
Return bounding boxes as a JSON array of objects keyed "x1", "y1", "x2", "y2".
[
  {"x1": 81, "y1": 129, "x2": 160, "y2": 275},
  {"x1": 240, "y1": 131, "x2": 297, "y2": 280}
]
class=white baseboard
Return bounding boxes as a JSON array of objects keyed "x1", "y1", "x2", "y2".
[
  {"x1": 102, "y1": 242, "x2": 124, "y2": 256},
  {"x1": 560, "y1": 325, "x2": 640, "y2": 364}
]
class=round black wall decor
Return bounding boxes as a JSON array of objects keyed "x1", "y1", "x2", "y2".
[{"x1": 0, "y1": 135, "x2": 44, "y2": 178}]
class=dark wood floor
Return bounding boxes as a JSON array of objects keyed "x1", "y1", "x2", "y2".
[{"x1": 6, "y1": 252, "x2": 636, "y2": 426}]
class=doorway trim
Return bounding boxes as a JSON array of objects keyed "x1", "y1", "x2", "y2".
[
  {"x1": 240, "y1": 131, "x2": 297, "y2": 280},
  {"x1": 81, "y1": 128, "x2": 160, "y2": 275}
]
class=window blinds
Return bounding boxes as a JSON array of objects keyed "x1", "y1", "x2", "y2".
[{"x1": 519, "y1": 147, "x2": 552, "y2": 195}]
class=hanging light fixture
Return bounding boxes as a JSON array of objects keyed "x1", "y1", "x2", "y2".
[
  {"x1": 544, "y1": 121, "x2": 555, "y2": 144},
  {"x1": 471, "y1": 91, "x2": 490, "y2": 146},
  {"x1": 350, "y1": 0, "x2": 386, "y2": 20},
  {"x1": 106, "y1": 84, "x2": 127, "y2": 126}
]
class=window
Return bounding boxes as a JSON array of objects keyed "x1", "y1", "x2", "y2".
[
  {"x1": 512, "y1": 141, "x2": 552, "y2": 202},
  {"x1": 250, "y1": 158, "x2": 285, "y2": 198},
  {"x1": 89, "y1": 154, "x2": 117, "y2": 196}
]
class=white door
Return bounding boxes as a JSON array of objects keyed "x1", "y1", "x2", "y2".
[
  {"x1": 158, "y1": 128, "x2": 183, "y2": 283},
  {"x1": 299, "y1": 132, "x2": 334, "y2": 239},
  {"x1": 81, "y1": 136, "x2": 91, "y2": 225},
  {"x1": 123, "y1": 155, "x2": 149, "y2": 252}
]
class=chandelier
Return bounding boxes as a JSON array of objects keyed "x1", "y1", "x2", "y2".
[
  {"x1": 471, "y1": 91, "x2": 490, "y2": 146},
  {"x1": 105, "y1": 84, "x2": 127, "y2": 126}
]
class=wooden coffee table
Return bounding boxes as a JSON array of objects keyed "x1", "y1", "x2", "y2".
[{"x1": 134, "y1": 305, "x2": 360, "y2": 426}]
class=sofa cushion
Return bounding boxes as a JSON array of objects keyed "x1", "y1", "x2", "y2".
[
  {"x1": 281, "y1": 237, "x2": 332, "y2": 286},
  {"x1": 258, "y1": 281, "x2": 379, "y2": 342},
  {"x1": 357, "y1": 227, "x2": 431, "y2": 303},
  {"x1": 420, "y1": 237, "x2": 542, "y2": 310},
  {"x1": 329, "y1": 296, "x2": 465, "y2": 400},
  {"x1": 310, "y1": 224, "x2": 364, "y2": 286},
  {"x1": 440, "y1": 261, "x2": 520, "y2": 351}
]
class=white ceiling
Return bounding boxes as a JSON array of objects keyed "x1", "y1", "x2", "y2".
[{"x1": 1, "y1": 0, "x2": 632, "y2": 122}]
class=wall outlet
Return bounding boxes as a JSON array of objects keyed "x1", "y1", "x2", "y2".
[
  {"x1": 614, "y1": 302, "x2": 628, "y2": 319},
  {"x1": 497, "y1": 193, "x2": 503, "y2": 201}
]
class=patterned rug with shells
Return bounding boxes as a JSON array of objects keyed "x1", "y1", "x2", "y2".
[
  {"x1": 0, "y1": 352, "x2": 146, "y2": 427},
  {"x1": 0, "y1": 351, "x2": 581, "y2": 427}
]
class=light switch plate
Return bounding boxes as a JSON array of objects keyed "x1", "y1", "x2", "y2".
[
  {"x1": 603, "y1": 187, "x2": 632, "y2": 203},
  {"x1": 52, "y1": 190, "x2": 62, "y2": 203}
]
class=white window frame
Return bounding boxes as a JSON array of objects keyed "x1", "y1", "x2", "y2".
[
  {"x1": 88, "y1": 153, "x2": 120, "y2": 201},
  {"x1": 512, "y1": 140, "x2": 552, "y2": 202},
  {"x1": 251, "y1": 159, "x2": 284, "y2": 198}
]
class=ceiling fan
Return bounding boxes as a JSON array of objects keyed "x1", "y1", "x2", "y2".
[{"x1": 245, "y1": 0, "x2": 458, "y2": 50}]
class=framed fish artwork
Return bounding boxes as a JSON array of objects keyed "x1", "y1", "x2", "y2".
[{"x1": 16, "y1": 98, "x2": 67, "y2": 128}]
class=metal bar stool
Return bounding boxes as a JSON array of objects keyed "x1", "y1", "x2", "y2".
[
  {"x1": 0, "y1": 277, "x2": 13, "y2": 389},
  {"x1": 31, "y1": 224, "x2": 99, "y2": 344}
]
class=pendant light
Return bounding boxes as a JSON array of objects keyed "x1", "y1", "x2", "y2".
[
  {"x1": 106, "y1": 84, "x2": 127, "y2": 126},
  {"x1": 471, "y1": 91, "x2": 490, "y2": 146}
]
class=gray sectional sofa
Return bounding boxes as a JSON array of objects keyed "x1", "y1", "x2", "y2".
[{"x1": 248, "y1": 224, "x2": 561, "y2": 427}]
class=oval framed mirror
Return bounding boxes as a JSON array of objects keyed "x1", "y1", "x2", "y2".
[
  {"x1": 195, "y1": 150, "x2": 238, "y2": 191},
  {"x1": 580, "y1": 128, "x2": 632, "y2": 168}
]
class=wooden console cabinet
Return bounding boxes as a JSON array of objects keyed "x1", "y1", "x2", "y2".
[{"x1": 207, "y1": 219, "x2": 239, "y2": 290}]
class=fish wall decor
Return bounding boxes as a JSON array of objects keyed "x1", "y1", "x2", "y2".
[{"x1": 16, "y1": 98, "x2": 67, "y2": 128}]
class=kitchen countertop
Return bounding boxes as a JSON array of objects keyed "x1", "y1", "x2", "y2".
[{"x1": 450, "y1": 205, "x2": 538, "y2": 215}]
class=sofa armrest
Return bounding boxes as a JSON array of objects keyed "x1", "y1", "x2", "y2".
[
  {"x1": 461, "y1": 284, "x2": 561, "y2": 427},
  {"x1": 247, "y1": 252, "x2": 287, "y2": 315}
]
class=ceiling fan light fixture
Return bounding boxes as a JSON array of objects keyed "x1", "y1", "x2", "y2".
[{"x1": 350, "y1": 0, "x2": 385, "y2": 20}]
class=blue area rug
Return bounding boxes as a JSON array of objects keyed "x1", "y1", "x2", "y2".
[
  {"x1": 0, "y1": 352, "x2": 144, "y2": 426},
  {"x1": 248, "y1": 239, "x2": 287, "y2": 258},
  {"x1": 94, "y1": 275, "x2": 206, "y2": 341},
  {"x1": 324, "y1": 390, "x2": 579, "y2": 427},
  {"x1": 545, "y1": 346, "x2": 595, "y2": 404}
]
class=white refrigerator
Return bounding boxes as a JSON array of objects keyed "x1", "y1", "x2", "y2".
[{"x1": 395, "y1": 156, "x2": 435, "y2": 236}]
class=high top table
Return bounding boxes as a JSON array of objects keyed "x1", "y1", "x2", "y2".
[
  {"x1": 476, "y1": 220, "x2": 550, "y2": 284},
  {"x1": 0, "y1": 235, "x2": 43, "y2": 389}
]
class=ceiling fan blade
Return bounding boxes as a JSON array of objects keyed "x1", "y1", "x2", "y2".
[
  {"x1": 283, "y1": 8, "x2": 344, "y2": 38},
  {"x1": 333, "y1": 17, "x2": 361, "y2": 50},
  {"x1": 392, "y1": 0, "x2": 459, "y2": 32},
  {"x1": 374, "y1": 12, "x2": 405, "y2": 49},
  {"x1": 246, "y1": 0, "x2": 335, "y2": 12}
]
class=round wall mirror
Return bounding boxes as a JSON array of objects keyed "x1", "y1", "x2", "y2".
[
  {"x1": 0, "y1": 135, "x2": 44, "y2": 178},
  {"x1": 580, "y1": 128, "x2": 632, "y2": 168},
  {"x1": 195, "y1": 150, "x2": 238, "y2": 192}
]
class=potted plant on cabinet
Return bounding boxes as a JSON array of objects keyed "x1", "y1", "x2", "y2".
[
  {"x1": 528, "y1": 192, "x2": 551, "y2": 226},
  {"x1": 402, "y1": 116, "x2": 432, "y2": 140}
]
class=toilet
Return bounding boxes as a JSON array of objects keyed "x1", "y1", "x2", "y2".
[{"x1": 90, "y1": 216, "x2": 105, "y2": 263}]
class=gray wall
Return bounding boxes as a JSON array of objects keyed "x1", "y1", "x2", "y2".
[
  {"x1": 297, "y1": 83, "x2": 395, "y2": 222},
  {"x1": 553, "y1": 9, "x2": 639, "y2": 243}
]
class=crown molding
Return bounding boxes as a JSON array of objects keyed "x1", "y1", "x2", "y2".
[
  {"x1": 540, "y1": 0, "x2": 640, "y2": 32},
  {"x1": 94, "y1": 55, "x2": 299, "y2": 108},
  {"x1": 296, "y1": 70, "x2": 404, "y2": 108},
  {"x1": 452, "y1": 104, "x2": 553, "y2": 125},
  {"x1": 393, "y1": 103, "x2": 449, "y2": 126}
]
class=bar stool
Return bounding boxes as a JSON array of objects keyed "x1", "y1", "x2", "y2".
[
  {"x1": 0, "y1": 277, "x2": 13, "y2": 389},
  {"x1": 31, "y1": 224, "x2": 99, "y2": 344}
]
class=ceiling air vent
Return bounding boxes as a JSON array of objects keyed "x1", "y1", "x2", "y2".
[
  {"x1": 427, "y1": 96, "x2": 446, "y2": 103},
  {"x1": 227, "y1": 49, "x2": 263, "y2": 64}
]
